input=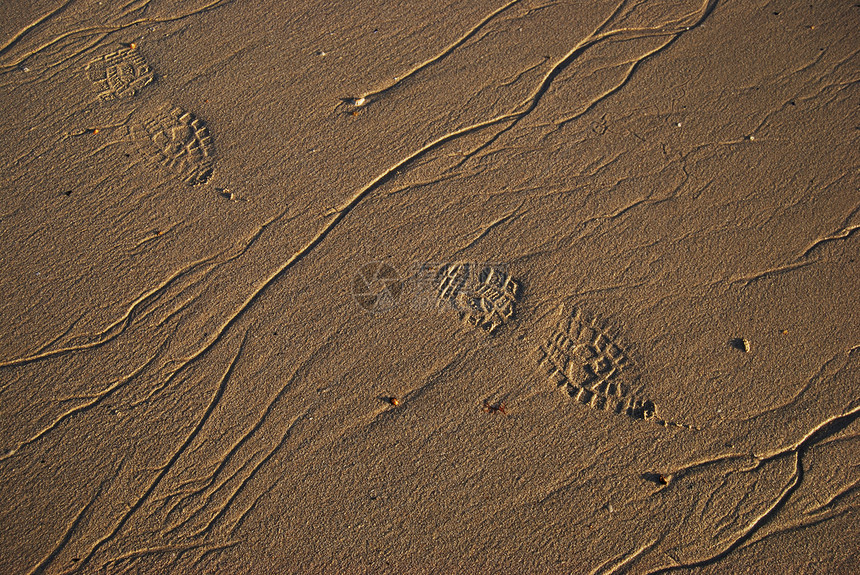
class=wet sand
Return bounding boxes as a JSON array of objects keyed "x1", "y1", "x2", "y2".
[{"x1": 1, "y1": 1, "x2": 858, "y2": 573}]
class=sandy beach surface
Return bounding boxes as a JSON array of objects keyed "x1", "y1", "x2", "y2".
[{"x1": 1, "y1": 1, "x2": 858, "y2": 573}]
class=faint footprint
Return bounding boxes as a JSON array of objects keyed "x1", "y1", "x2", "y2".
[
  {"x1": 131, "y1": 105, "x2": 215, "y2": 186},
  {"x1": 425, "y1": 262, "x2": 521, "y2": 333},
  {"x1": 84, "y1": 46, "x2": 217, "y2": 186},
  {"x1": 85, "y1": 46, "x2": 153, "y2": 100},
  {"x1": 534, "y1": 304, "x2": 694, "y2": 428}
]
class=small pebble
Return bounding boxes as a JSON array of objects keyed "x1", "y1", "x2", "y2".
[{"x1": 730, "y1": 337, "x2": 750, "y2": 352}]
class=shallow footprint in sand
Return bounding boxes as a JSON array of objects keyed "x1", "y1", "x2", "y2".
[
  {"x1": 85, "y1": 46, "x2": 154, "y2": 100},
  {"x1": 131, "y1": 105, "x2": 215, "y2": 186},
  {"x1": 534, "y1": 304, "x2": 693, "y2": 428},
  {"x1": 424, "y1": 262, "x2": 521, "y2": 333}
]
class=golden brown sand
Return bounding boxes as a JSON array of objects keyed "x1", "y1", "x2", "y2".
[{"x1": 1, "y1": 1, "x2": 858, "y2": 573}]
